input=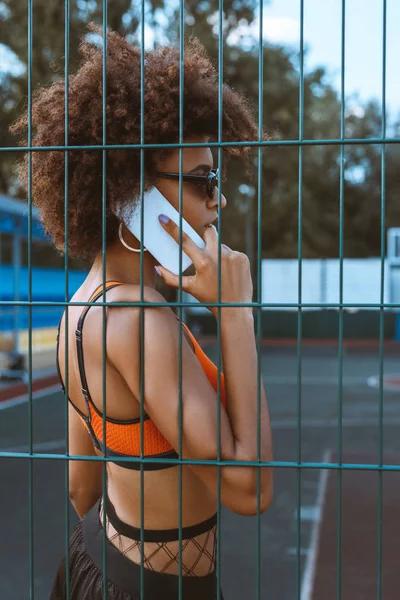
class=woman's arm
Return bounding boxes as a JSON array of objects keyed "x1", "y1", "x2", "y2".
[
  {"x1": 107, "y1": 286, "x2": 273, "y2": 516},
  {"x1": 218, "y1": 306, "x2": 273, "y2": 506},
  {"x1": 68, "y1": 402, "x2": 103, "y2": 518}
]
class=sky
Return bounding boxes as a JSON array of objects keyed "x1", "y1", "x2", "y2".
[
  {"x1": 1, "y1": 0, "x2": 399, "y2": 123},
  {"x1": 258, "y1": 0, "x2": 400, "y2": 120}
]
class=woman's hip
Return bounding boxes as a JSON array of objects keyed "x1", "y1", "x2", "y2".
[{"x1": 82, "y1": 499, "x2": 224, "y2": 600}]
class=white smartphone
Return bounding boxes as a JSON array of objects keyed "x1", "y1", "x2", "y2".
[{"x1": 120, "y1": 186, "x2": 206, "y2": 275}]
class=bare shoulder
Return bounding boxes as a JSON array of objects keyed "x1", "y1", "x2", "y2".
[
  {"x1": 106, "y1": 284, "x2": 179, "y2": 358},
  {"x1": 107, "y1": 283, "x2": 166, "y2": 305}
]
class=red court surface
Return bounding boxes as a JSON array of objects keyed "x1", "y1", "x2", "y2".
[
  {"x1": 1, "y1": 343, "x2": 400, "y2": 599},
  {"x1": 312, "y1": 452, "x2": 400, "y2": 600},
  {"x1": 0, "y1": 372, "x2": 59, "y2": 403}
]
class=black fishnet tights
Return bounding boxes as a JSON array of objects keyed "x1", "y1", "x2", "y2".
[{"x1": 98, "y1": 499, "x2": 217, "y2": 577}]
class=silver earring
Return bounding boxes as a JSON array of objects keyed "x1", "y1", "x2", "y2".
[{"x1": 118, "y1": 222, "x2": 148, "y2": 253}]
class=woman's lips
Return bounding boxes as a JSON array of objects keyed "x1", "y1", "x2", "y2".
[
  {"x1": 203, "y1": 223, "x2": 217, "y2": 234},
  {"x1": 205, "y1": 217, "x2": 218, "y2": 228}
]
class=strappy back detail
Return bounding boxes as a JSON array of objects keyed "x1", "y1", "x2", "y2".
[{"x1": 56, "y1": 280, "x2": 226, "y2": 470}]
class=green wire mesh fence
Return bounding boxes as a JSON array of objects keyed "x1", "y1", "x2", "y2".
[{"x1": 0, "y1": 0, "x2": 395, "y2": 599}]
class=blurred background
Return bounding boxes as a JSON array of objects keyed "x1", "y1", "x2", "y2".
[
  {"x1": 1, "y1": 1, "x2": 400, "y2": 599},
  {"x1": 1, "y1": 0, "x2": 400, "y2": 370}
]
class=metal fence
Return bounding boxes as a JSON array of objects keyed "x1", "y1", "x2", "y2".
[{"x1": 0, "y1": 1, "x2": 395, "y2": 599}]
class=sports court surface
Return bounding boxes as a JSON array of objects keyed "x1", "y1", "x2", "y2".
[{"x1": 1, "y1": 340, "x2": 399, "y2": 599}]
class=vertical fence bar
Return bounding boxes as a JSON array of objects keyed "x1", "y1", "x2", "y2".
[
  {"x1": 63, "y1": 1, "x2": 70, "y2": 597},
  {"x1": 216, "y1": 0, "x2": 223, "y2": 598},
  {"x1": 296, "y1": 1, "x2": 304, "y2": 597},
  {"x1": 178, "y1": 0, "x2": 184, "y2": 598},
  {"x1": 27, "y1": 1, "x2": 34, "y2": 597},
  {"x1": 377, "y1": 1, "x2": 387, "y2": 598},
  {"x1": 10, "y1": 3, "x2": 393, "y2": 599},
  {"x1": 139, "y1": 1, "x2": 146, "y2": 597},
  {"x1": 337, "y1": 2, "x2": 346, "y2": 598},
  {"x1": 101, "y1": 4, "x2": 108, "y2": 599},
  {"x1": 255, "y1": 1, "x2": 264, "y2": 599}
]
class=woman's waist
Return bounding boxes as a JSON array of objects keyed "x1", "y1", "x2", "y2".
[
  {"x1": 107, "y1": 468, "x2": 218, "y2": 532},
  {"x1": 102, "y1": 489, "x2": 218, "y2": 543}
]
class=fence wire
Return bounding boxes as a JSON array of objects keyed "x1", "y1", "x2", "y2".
[{"x1": 0, "y1": 1, "x2": 392, "y2": 599}]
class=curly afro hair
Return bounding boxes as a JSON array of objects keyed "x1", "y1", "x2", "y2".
[{"x1": 10, "y1": 22, "x2": 265, "y2": 261}]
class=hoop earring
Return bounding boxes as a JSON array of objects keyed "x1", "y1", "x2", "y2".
[{"x1": 118, "y1": 222, "x2": 148, "y2": 253}]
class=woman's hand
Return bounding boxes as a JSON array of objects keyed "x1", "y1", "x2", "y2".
[{"x1": 155, "y1": 216, "x2": 253, "y2": 319}]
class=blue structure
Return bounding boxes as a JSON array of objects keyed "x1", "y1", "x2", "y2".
[
  {"x1": 0, "y1": 194, "x2": 86, "y2": 352},
  {"x1": 0, "y1": 193, "x2": 48, "y2": 241},
  {"x1": 0, "y1": 266, "x2": 86, "y2": 331},
  {"x1": 387, "y1": 228, "x2": 400, "y2": 341}
]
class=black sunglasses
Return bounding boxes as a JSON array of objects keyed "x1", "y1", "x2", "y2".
[{"x1": 156, "y1": 168, "x2": 219, "y2": 199}]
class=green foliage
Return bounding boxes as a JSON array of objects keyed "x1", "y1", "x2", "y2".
[{"x1": 1, "y1": 0, "x2": 398, "y2": 264}]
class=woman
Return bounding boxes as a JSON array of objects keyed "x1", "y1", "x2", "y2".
[{"x1": 11, "y1": 23, "x2": 273, "y2": 600}]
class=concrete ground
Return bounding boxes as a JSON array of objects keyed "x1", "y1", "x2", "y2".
[{"x1": 0, "y1": 341, "x2": 399, "y2": 600}]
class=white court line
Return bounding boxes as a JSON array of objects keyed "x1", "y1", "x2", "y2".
[
  {"x1": 367, "y1": 374, "x2": 400, "y2": 391},
  {"x1": 300, "y1": 449, "x2": 331, "y2": 600},
  {"x1": 0, "y1": 383, "x2": 61, "y2": 411}
]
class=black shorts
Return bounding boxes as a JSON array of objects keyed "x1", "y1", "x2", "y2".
[{"x1": 50, "y1": 500, "x2": 224, "y2": 600}]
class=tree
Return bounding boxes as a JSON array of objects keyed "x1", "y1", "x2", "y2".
[{"x1": 1, "y1": 0, "x2": 398, "y2": 266}]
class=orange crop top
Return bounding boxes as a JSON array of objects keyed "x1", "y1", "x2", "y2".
[{"x1": 56, "y1": 280, "x2": 226, "y2": 470}]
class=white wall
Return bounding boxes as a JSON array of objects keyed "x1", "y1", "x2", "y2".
[
  {"x1": 184, "y1": 259, "x2": 391, "y2": 313},
  {"x1": 262, "y1": 259, "x2": 390, "y2": 310}
]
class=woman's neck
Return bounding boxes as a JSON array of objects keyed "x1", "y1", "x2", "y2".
[{"x1": 90, "y1": 241, "x2": 157, "y2": 289}]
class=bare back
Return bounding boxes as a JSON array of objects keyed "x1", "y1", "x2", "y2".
[{"x1": 58, "y1": 281, "x2": 218, "y2": 531}]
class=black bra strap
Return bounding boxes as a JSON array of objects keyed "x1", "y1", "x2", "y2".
[
  {"x1": 56, "y1": 317, "x2": 86, "y2": 420},
  {"x1": 104, "y1": 490, "x2": 217, "y2": 543},
  {"x1": 74, "y1": 282, "x2": 125, "y2": 449},
  {"x1": 75, "y1": 283, "x2": 123, "y2": 404},
  {"x1": 96, "y1": 439, "x2": 179, "y2": 470}
]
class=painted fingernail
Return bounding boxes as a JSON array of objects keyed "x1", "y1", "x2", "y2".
[
  {"x1": 154, "y1": 266, "x2": 162, "y2": 276},
  {"x1": 158, "y1": 214, "x2": 169, "y2": 223}
]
